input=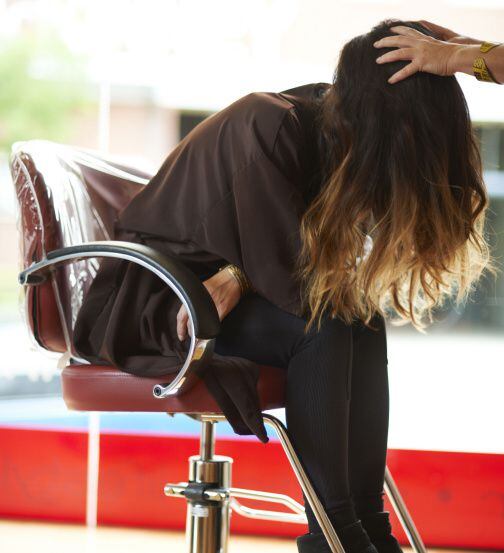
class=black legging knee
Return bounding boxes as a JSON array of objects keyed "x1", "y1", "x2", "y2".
[{"x1": 213, "y1": 292, "x2": 389, "y2": 532}]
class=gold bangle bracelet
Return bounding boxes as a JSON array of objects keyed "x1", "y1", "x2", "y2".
[{"x1": 218, "y1": 263, "x2": 254, "y2": 295}]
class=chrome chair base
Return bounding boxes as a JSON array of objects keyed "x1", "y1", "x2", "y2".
[{"x1": 164, "y1": 412, "x2": 428, "y2": 553}]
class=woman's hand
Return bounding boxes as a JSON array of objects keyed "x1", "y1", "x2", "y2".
[
  {"x1": 176, "y1": 267, "x2": 242, "y2": 341},
  {"x1": 374, "y1": 25, "x2": 463, "y2": 83}
]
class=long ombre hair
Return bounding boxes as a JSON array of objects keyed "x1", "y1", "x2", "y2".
[{"x1": 296, "y1": 19, "x2": 498, "y2": 333}]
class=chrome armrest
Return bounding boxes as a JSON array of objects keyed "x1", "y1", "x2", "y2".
[{"x1": 19, "y1": 240, "x2": 221, "y2": 398}]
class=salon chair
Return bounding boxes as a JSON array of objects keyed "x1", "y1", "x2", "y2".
[{"x1": 10, "y1": 139, "x2": 427, "y2": 553}]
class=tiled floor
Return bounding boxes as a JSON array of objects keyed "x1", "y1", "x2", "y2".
[{"x1": 0, "y1": 520, "x2": 489, "y2": 553}]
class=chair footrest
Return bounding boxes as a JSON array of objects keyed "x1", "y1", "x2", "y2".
[{"x1": 164, "y1": 481, "x2": 308, "y2": 524}]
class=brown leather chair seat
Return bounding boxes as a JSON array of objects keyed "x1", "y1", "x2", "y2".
[{"x1": 62, "y1": 363, "x2": 286, "y2": 413}]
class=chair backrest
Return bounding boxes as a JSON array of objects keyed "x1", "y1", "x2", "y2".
[{"x1": 10, "y1": 139, "x2": 153, "y2": 355}]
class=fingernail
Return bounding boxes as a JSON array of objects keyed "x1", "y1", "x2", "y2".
[
  {"x1": 374, "y1": 41, "x2": 380, "y2": 47},
  {"x1": 376, "y1": 56, "x2": 383, "y2": 63},
  {"x1": 177, "y1": 333, "x2": 183, "y2": 341}
]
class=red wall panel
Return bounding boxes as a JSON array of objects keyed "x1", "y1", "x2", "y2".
[
  {"x1": 1, "y1": 427, "x2": 502, "y2": 550},
  {"x1": 0, "y1": 427, "x2": 87, "y2": 523}
]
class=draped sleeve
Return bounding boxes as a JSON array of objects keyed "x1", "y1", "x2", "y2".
[{"x1": 191, "y1": 107, "x2": 309, "y2": 317}]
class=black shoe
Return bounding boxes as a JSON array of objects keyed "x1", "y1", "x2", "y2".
[
  {"x1": 296, "y1": 519, "x2": 379, "y2": 553},
  {"x1": 359, "y1": 512, "x2": 404, "y2": 553}
]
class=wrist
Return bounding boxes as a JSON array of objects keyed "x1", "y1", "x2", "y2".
[{"x1": 449, "y1": 44, "x2": 479, "y2": 76}]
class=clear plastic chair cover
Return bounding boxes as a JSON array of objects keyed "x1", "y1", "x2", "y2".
[{"x1": 10, "y1": 139, "x2": 151, "y2": 356}]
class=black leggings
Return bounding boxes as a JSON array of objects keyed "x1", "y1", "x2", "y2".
[{"x1": 213, "y1": 292, "x2": 389, "y2": 533}]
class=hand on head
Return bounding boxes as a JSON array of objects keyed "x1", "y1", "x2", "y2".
[
  {"x1": 374, "y1": 21, "x2": 502, "y2": 85},
  {"x1": 373, "y1": 24, "x2": 462, "y2": 83}
]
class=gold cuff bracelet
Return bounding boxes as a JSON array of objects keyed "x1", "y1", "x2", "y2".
[{"x1": 474, "y1": 42, "x2": 502, "y2": 84}]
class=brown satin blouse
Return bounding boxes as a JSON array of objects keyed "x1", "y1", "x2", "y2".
[{"x1": 73, "y1": 81, "x2": 331, "y2": 442}]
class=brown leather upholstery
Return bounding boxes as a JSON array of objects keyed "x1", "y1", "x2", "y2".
[{"x1": 62, "y1": 363, "x2": 286, "y2": 414}]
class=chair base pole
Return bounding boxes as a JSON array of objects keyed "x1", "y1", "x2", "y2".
[{"x1": 184, "y1": 420, "x2": 232, "y2": 553}]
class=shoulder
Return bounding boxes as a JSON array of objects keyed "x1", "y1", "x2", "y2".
[
  {"x1": 226, "y1": 82, "x2": 331, "y2": 153},
  {"x1": 185, "y1": 83, "x2": 330, "y2": 163},
  {"x1": 188, "y1": 90, "x2": 299, "y2": 160}
]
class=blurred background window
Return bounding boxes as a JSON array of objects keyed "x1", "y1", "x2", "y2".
[{"x1": 179, "y1": 112, "x2": 213, "y2": 140}]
